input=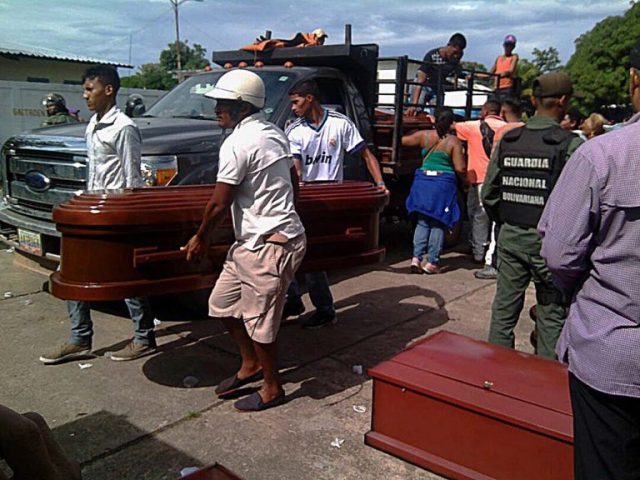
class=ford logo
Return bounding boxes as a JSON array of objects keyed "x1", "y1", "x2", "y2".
[{"x1": 24, "y1": 170, "x2": 51, "y2": 193}]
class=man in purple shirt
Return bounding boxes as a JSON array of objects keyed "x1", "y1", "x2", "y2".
[{"x1": 538, "y1": 40, "x2": 640, "y2": 480}]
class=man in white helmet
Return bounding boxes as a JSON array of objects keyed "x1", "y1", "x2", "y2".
[{"x1": 183, "y1": 69, "x2": 306, "y2": 412}]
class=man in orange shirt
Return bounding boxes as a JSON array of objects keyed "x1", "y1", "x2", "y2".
[
  {"x1": 489, "y1": 35, "x2": 519, "y2": 101},
  {"x1": 476, "y1": 98, "x2": 525, "y2": 279},
  {"x1": 455, "y1": 100, "x2": 506, "y2": 263}
]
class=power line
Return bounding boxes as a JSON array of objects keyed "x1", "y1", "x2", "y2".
[
  {"x1": 98, "y1": 4, "x2": 175, "y2": 62},
  {"x1": 179, "y1": 16, "x2": 232, "y2": 50}
]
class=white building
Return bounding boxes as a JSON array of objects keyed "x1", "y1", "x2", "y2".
[{"x1": 0, "y1": 44, "x2": 164, "y2": 145}]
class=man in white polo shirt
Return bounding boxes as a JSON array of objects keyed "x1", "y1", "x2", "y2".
[
  {"x1": 283, "y1": 79, "x2": 387, "y2": 329},
  {"x1": 183, "y1": 69, "x2": 306, "y2": 412}
]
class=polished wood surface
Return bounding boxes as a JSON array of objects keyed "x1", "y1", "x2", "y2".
[
  {"x1": 180, "y1": 464, "x2": 243, "y2": 480},
  {"x1": 366, "y1": 331, "x2": 573, "y2": 480},
  {"x1": 51, "y1": 181, "x2": 388, "y2": 301},
  {"x1": 374, "y1": 109, "x2": 434, "y2": 175}
]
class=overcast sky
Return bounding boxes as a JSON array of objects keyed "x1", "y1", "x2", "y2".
[{"x1": 0, "y1": 0, "x2": 631, "y2": 75}]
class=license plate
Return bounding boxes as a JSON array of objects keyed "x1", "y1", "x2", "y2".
[{"x1": 17, "y1": 229, "x2": 43, "y2": 256}]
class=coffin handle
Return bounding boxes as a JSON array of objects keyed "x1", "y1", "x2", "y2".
[
  {"x1": 306, "y1": 227, "x2": 367, "y2": 245},
  {"x1": 345, "y1": 227, "x2": 366, "y2": 239},
  {"x1": 134, "y1": 227, "x2": 366, "y2": 265},
  {"x1": 133, "y1": 245, "x2": 228, "y2": 267}
]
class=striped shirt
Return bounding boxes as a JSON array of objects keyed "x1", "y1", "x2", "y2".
[
  {"x1": 539, "y1": 112, "x2": 640, "y2": 398},
  {"x1": 86, "y1": 106, "x2": 143, "y2": 190},
  {"x1": 286, "y1": 109, "x2": 365, "y2": 181}
]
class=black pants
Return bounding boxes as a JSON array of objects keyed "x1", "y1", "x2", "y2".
[{"x1": 569, "y1": 373, "x2": 640, "y2": 480}]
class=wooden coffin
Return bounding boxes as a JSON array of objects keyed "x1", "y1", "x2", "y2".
[
  {"x1": 365, "y1": 331, "x2": 573, "y2": 480},
  {"x1": 50, "y1": 181, "x2": 388, "y2": 301},
  {"x1": 180, "y1": 464, "x2": 243, "y2": 480}
]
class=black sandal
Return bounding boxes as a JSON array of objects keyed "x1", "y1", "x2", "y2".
[
  {"x1": 215, "y1": 370, "x2": 263, "y2": 397},
  {"x1": 233, "y1": 391, "x2": 286, "y2": 412}
]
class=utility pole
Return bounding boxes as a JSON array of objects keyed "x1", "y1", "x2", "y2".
[{"x1": 169, "y1": 0, "x2": 203, "y2": 83}]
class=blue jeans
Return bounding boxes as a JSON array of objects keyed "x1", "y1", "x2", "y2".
[
  {"x1": 467, "y1": 184, "x2": 490, "y2": 261},
  {"x1": 408, "y1": 81, "x2": 435, "y2": 113},
  {"x1": 67, "y1": 297, "x2": 156, "y2": 346},
  {"x1": 412, "y1": 214, "x2": 445, "y2": 265},
  {"x1": 286, "y1": 271, "x2": 335, "y2": 316}
]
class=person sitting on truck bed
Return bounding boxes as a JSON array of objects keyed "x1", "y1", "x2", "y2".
[
  {"x1": 40, "y1": 65, "x2": 157, "y2": 365},
  {"x1": 283, "y1": 79, "x2": 388, "y2": 329},
  {"x1": 41, "y1": 93, "x2": 80, "y2": 127},
  {"x1": 406, "y1": 33, "x2": 467, "y2": 116}
]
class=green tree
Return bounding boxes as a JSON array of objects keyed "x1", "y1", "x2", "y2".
[
  {"x1": 159, "y1": 41, "x2": 210, "y2": 72},
  {"x1": 121, "y1": 39, "x2": 211, "y2": 90},
  {"x1": 461, "y1": 61, "x2": 487, "y2": 73},
  {"x1": 532, "y1": 47, "x2": 561, "y2": 73},
  {"x1": 121, "y1": 63, "x2": 175, "y2": 90},
  {"x1": 515, "y1": 58, "x2": 541, "y2": 97},
  {"x1": 565, "y1": 2, "x2": 640, "y2": 112}
]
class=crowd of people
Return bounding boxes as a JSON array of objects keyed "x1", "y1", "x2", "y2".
[
  {"x1": 5, "y1": 31, "x2": 637, "y2": 480},
  {"x1": 404, "y1": 32, "x2": 620, "y2": 279},
  {"x1": 404, "y1": 34, "x2": 640, "y2": 480}
]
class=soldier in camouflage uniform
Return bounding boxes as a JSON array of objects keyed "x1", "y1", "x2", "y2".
[
  {"x1": 41, "y1": 93, "x2": 79, "y2": 126},
  {"x1": 481, "y1": 72, "x2": 583, "y2": 359}
]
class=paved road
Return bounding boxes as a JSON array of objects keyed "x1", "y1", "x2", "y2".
[{"x1": 0, "y1": 225, "x2": 535, "y2": 480}]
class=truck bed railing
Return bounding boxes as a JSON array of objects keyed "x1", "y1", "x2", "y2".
[{"x1": 373, "y1": 55, "x2": 502, "y2": 177}]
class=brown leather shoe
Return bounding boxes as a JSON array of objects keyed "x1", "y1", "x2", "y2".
[
  {"x1": 109, "y1": 341, "x2": 157, "y2": 361},
  {"x1": 39, "y1": 343, "x2": 93, "y2": 365}
]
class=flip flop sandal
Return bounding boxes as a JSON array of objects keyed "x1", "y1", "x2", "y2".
[
  {"x1": 233, "y1": 391, "x2": 287, "y2": 412},
  {"x1": 215, "y1": 370, "x2": 263, "y2": 397}
]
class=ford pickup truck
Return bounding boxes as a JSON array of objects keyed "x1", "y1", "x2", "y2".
[{"x1": 0, "y1": 27, "x2": 490, "y2": 267}]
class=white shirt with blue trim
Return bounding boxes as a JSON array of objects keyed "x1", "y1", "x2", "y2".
[{"x1": 286, "y1": 109, "x2": 365, "y2": 181}]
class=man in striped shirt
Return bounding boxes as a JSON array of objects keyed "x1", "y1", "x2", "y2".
[{"x1": 539, "y1": 40, "x2": 640, "y2": 480}]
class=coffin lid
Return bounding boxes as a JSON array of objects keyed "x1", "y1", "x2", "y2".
[
  {"x1": 52, "y1": 181, "x2": 388, "y2": 227},
  {"x1": 382, "y1": 331, "x2": 571, "y2": 416}
]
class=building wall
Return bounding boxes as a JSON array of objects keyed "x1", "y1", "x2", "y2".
[
  {"x1": 0, "y1": 80, "x2": 165, "y2": 146},
  {"x1": 0, "y1": 57, "x2": 116, "y2": 83}
]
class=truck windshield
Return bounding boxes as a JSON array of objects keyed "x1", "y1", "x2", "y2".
[{"x1": 145, "y1": 70, "x2": 296, "y2": 121}]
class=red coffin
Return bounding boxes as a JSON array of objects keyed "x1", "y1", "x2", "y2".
[
  {"x1": 365, "y1": 331, "x2": 573, "y2": 480},
  {"x1": 180, "y1": 464, "x2": 243, "y2": 480},
  {"x1": 50, "y1": 181, "x2": 388, "y2": 301}
]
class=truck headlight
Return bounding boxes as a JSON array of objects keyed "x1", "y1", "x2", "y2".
[{"x1": 141, "y1": 155, "x2": 178, "y2": 186}]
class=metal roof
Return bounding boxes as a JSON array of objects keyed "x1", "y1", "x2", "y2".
[{"x1": 0, "y1": 44, "x2": 132, "y2": 68}]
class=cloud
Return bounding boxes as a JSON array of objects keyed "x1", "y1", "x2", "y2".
[{"x1": 0, "y1": 0, "x2": 631, "y2": 72}]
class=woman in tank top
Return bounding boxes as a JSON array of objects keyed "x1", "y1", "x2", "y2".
[{"x1": 402, "y1": 108, "x2": 469, "y2": 274}]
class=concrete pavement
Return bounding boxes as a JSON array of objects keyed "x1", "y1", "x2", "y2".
[{"x1": 0, "y1": 224, "x2": 536, "y2": 480}]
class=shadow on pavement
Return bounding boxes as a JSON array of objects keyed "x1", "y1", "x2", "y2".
[
  {"x1": 48, "y1": 411, "x2": 204, "y2": 480},
  {"x1": 138, "y1": 285, "x2": 449, "y2": 403}
]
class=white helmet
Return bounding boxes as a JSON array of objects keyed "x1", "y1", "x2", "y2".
[{"x1": 205, "y1": 69, "x2": 266, "y2": 109}]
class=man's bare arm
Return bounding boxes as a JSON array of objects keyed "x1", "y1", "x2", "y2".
[
  {"x1": 182, "y1": 182, "x2": 237, "y2": 261},
  {"x1": 360, "y1": 147, "x2": 388, "y2": 193},
  {"x1": 290, "y1": 166, "x2": 300, "y2": 204},
  {"x1": 401, "y1": 130, "x2": 427, "y2": 148}
]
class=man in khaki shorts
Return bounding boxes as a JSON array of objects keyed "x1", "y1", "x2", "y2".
[{"x1": 183, "y1": 69, "x2": 306, "y2": 412}]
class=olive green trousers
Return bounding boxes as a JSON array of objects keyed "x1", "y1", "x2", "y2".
[{"x1": 488, "y1": 245, "x2": 567, "y2": 359}]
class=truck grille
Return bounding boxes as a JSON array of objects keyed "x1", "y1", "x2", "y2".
[{"x1": 6, "y1": 150, "x2": 87, "y2": 214}]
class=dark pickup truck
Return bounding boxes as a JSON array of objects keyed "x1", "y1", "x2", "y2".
[{"x1": 0, "y1": 29, "x2": 489, "y2": 265}]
